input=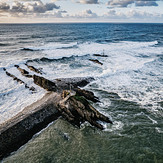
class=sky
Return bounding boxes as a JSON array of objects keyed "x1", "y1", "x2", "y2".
[{"x1": 0, "y1": 0, "x2": 163, "y2": 23}]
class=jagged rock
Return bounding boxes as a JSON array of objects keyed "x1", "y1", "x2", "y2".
[
  {"x1": 54, "y1": 77, "x2": 94, "y2": 88},
  {"x1": 93, "y1": 54, "x2": 108, "y2": 57},
  {"x1": 1, "y1": 68, "x2": 113, "y2": 160},
  {"x1": 33, "y1": 75, "x2": 57, "y2": 91},
  {"x1": 25, "y1": 63, "x2": 43, "y2": 75},
  {"x1": 74, "y1": 88, "x2": 99, "y2": 103},
  {"x1": 58, "y1": 95, "x2": 112, "y2": 130},
  {"x1": 89, "y1": 59, "x2": 103, "y2": 65},
  {"x1": 3, "y1": 68, "x2": 36, "y2": 92},
  {"x1": 22, "y1": 48, "x2": 35, "y2": 51},
  {"x1": 14, "y1": 65, "x2": 33, "y2": 78}
]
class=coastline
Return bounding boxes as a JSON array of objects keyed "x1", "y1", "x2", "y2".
[{"x1": 0, "y1": 92, "x2": 61, "y2": 160}]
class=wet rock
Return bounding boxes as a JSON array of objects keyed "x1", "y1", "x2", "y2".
[
  {"x1": 22, "y1": 48, "x2": 35, "y2": 51},
  {"x1": 14, "y1": 65, "x2": 33, "y2": 78},
  {"x1": 33, "y1": 75, "x2": 57, "y2": 91},
  {"x1": 74, "y1": 88, "x2": 99, "y2": 103},
  {"x1": 89, "y1": 59, "x2": 103, "y2": 65},
  {"x1": 54, "y1": 77, "x2": 94, "y2": 88},
  {"x1": 93, "y1": 54, "x2": 108, "y2": 57},
  {"x1": 58, "y1": 95, "x2": 112, "y2": 130},
  {"x1": 25, "y1": 63, "x2": 43, "y2": 75},
  {"x1": 3, "y1": 68, "x2": 36, "y2": 92}
]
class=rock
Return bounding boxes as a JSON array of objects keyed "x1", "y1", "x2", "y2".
[
  {"x1": 3, "y1": 68, "x2": 36, "y2": 92},
  {"x1": 22, "y1": 48, "x2": 35, "y2": 51},
  {"x1": 25, "y1": 63, "x2": 43, "y2": 75},
  {"x1": 33, "y1": 75, "x2": 57, "y2": 91},
  {"x1": 89, "y1": 59, "x2": 103, "y2": 65},
  {"x1": 14, "y1": 65, "x2": 33, "y2": 78},
  {"x1": 58, "y1": 95, "x2": 112, "y2": 130},
  {"x1": 93, "y1": 54, "x2": 108, "y2": 57},
  {"x1": 74, "y1": 88, "x2": 99, "y2": 103},
  {"x1": 1, "y1": 68, "x2": 113, "y2": 160},
  {"x1": 61, "y1": 90, "x2": 71, "y2": 99},
  {"x1": 54, "y1": 77, "x2": 94, "y2": 88}
]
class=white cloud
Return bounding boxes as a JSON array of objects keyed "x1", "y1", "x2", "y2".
[
  {"x1": 107, "y1": 0, "x2": 159, "y2": 8},
  {"x1": 73, "y1": 9, "x2": 97, "y2": 18},
  {"x1": 103, "y1": 8, "x2": 162, "y2": 20},
  {"x1": 0, "y1": 0, "x2": 60, "y2": 16}
]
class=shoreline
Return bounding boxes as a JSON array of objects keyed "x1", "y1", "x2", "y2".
[{"x1": 0, "y1": 92, "x2": 61, "y2": 160}]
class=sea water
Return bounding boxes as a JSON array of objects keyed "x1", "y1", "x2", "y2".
[{"x1": 0, "y1": 23, "x2": 163, "y2": 162}]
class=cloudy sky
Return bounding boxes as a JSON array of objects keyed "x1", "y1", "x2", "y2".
[{"x1": 0, "y1": 0, "x2": 163, "y2": 23}]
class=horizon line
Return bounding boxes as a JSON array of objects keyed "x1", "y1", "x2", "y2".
[{"x1": 0, "y1": 22, "x2": 163, "y2": 25}]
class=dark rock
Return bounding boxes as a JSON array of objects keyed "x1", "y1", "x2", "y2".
[
  {"x1": 3, "y1": 68, "x2": 36, "y2": 92},
  {"x1": 22, "y1": 48, "x2": 35, "y2": 51},
  {"x1": 58, "y1": 95, "x2": 112, "y2": 130},
  {"x1": 74, "y1": 88, "x2": 99, "y2": 103},
  {"x1": 33, "y1": 75, "x2": 57, "y2": 91},
  {"x1": 89, "y1": 59, "x2": 103, "y2": 65},
  {"x1": 54, "y1": 77, "x2": 94, "y2": 89},
  {"x1": 25, "y1": 63, "x2": 43, "y2": 75},
  {"x1": 14, "y1": 65, "x2": 33, "y2": 78},
  {"x1": 93, "y1": 54, "x2": 108, "y2": 57}
]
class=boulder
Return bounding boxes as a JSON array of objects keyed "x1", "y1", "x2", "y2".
[
  {"x1": 25, "y1": 63, "x2": 43, "y2": 75},
  {"x1": 14, "y1": 65, "x2": 33, "y2": 78},
  {"x1": 89, "y1": 59, "x2": 103, "y2": 65},
  {"x1": 93, "y1": 54, "x2": 108, "y2": 57}
]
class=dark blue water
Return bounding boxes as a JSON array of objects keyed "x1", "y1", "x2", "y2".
[{"x1": 0, "y1": 23, "x2": 163, "y2": 163}]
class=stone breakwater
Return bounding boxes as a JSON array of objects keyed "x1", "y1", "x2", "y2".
[{"x1": 0, "y1": 64, "x2": 112, "y2": 160}]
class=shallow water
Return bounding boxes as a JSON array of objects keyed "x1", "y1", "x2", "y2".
[{"x1": 0, "y1": 23, "x2": 163, "y2": 162}]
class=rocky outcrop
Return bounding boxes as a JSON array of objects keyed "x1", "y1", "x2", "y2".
[
  {"x1": 53, "y1": 77, "x2": 94, "y2": 91},
  {"x1": 3, "y1": 68, "x2": 35, "y2": 92},
  {"x1": 74, "y1": 88, "x2": 99, "y2": 103},
  {"x1": 33, "y1": 75, "x2": 57, "y2": 91},
  {"x1": 14, "y1": 65, "x2": 33, "y2": 78},
  {"x1": 25, "y1": 63, "x2": 43, "y2": 74},
  {"x1": 1, "y1": 65, "x2": 113, "y2": 160},
  {"x1": 58, "y1": 94, "x2": 112, "y2": 130},
  {"x1": 89, "y1": 59, "x2": 103, "y2": 65},
  {"x1": 93, "y1": 54, "x2": 108, "y2": 57}
]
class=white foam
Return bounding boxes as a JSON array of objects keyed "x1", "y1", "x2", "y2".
[
  {"x1": 103, "y1": 121, "x2": 124, "y2": 132},
  {"x1": 0, "y1": 40, "x2": 163, "y2": 124}
]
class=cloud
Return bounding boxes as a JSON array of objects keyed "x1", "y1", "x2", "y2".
[
  {"x1": 0, "y1": 0, "x2": 60, "y2": 16},
  {"x1": 53, "y1": 10, "x2": 67, "y2": 18},
  {"x1": 0, "y1": 2, "x2": 10, "y2": 11},
  {"x1": 103, "y1": 8, "x2": 161, "y2": 20},
  {"x1": 135, "y1": 1, "x2": 158, "y2": 6},
  {"x1": 107, "y1": 0, "x2": 159, "y2": 8},
  {"x1": 73, "y1": 9, "x2": 97, "y2": 18}
]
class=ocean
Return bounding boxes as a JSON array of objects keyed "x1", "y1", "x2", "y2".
[{"x1": 0, "y1": 23, "x2": 163, "y2": 162}]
